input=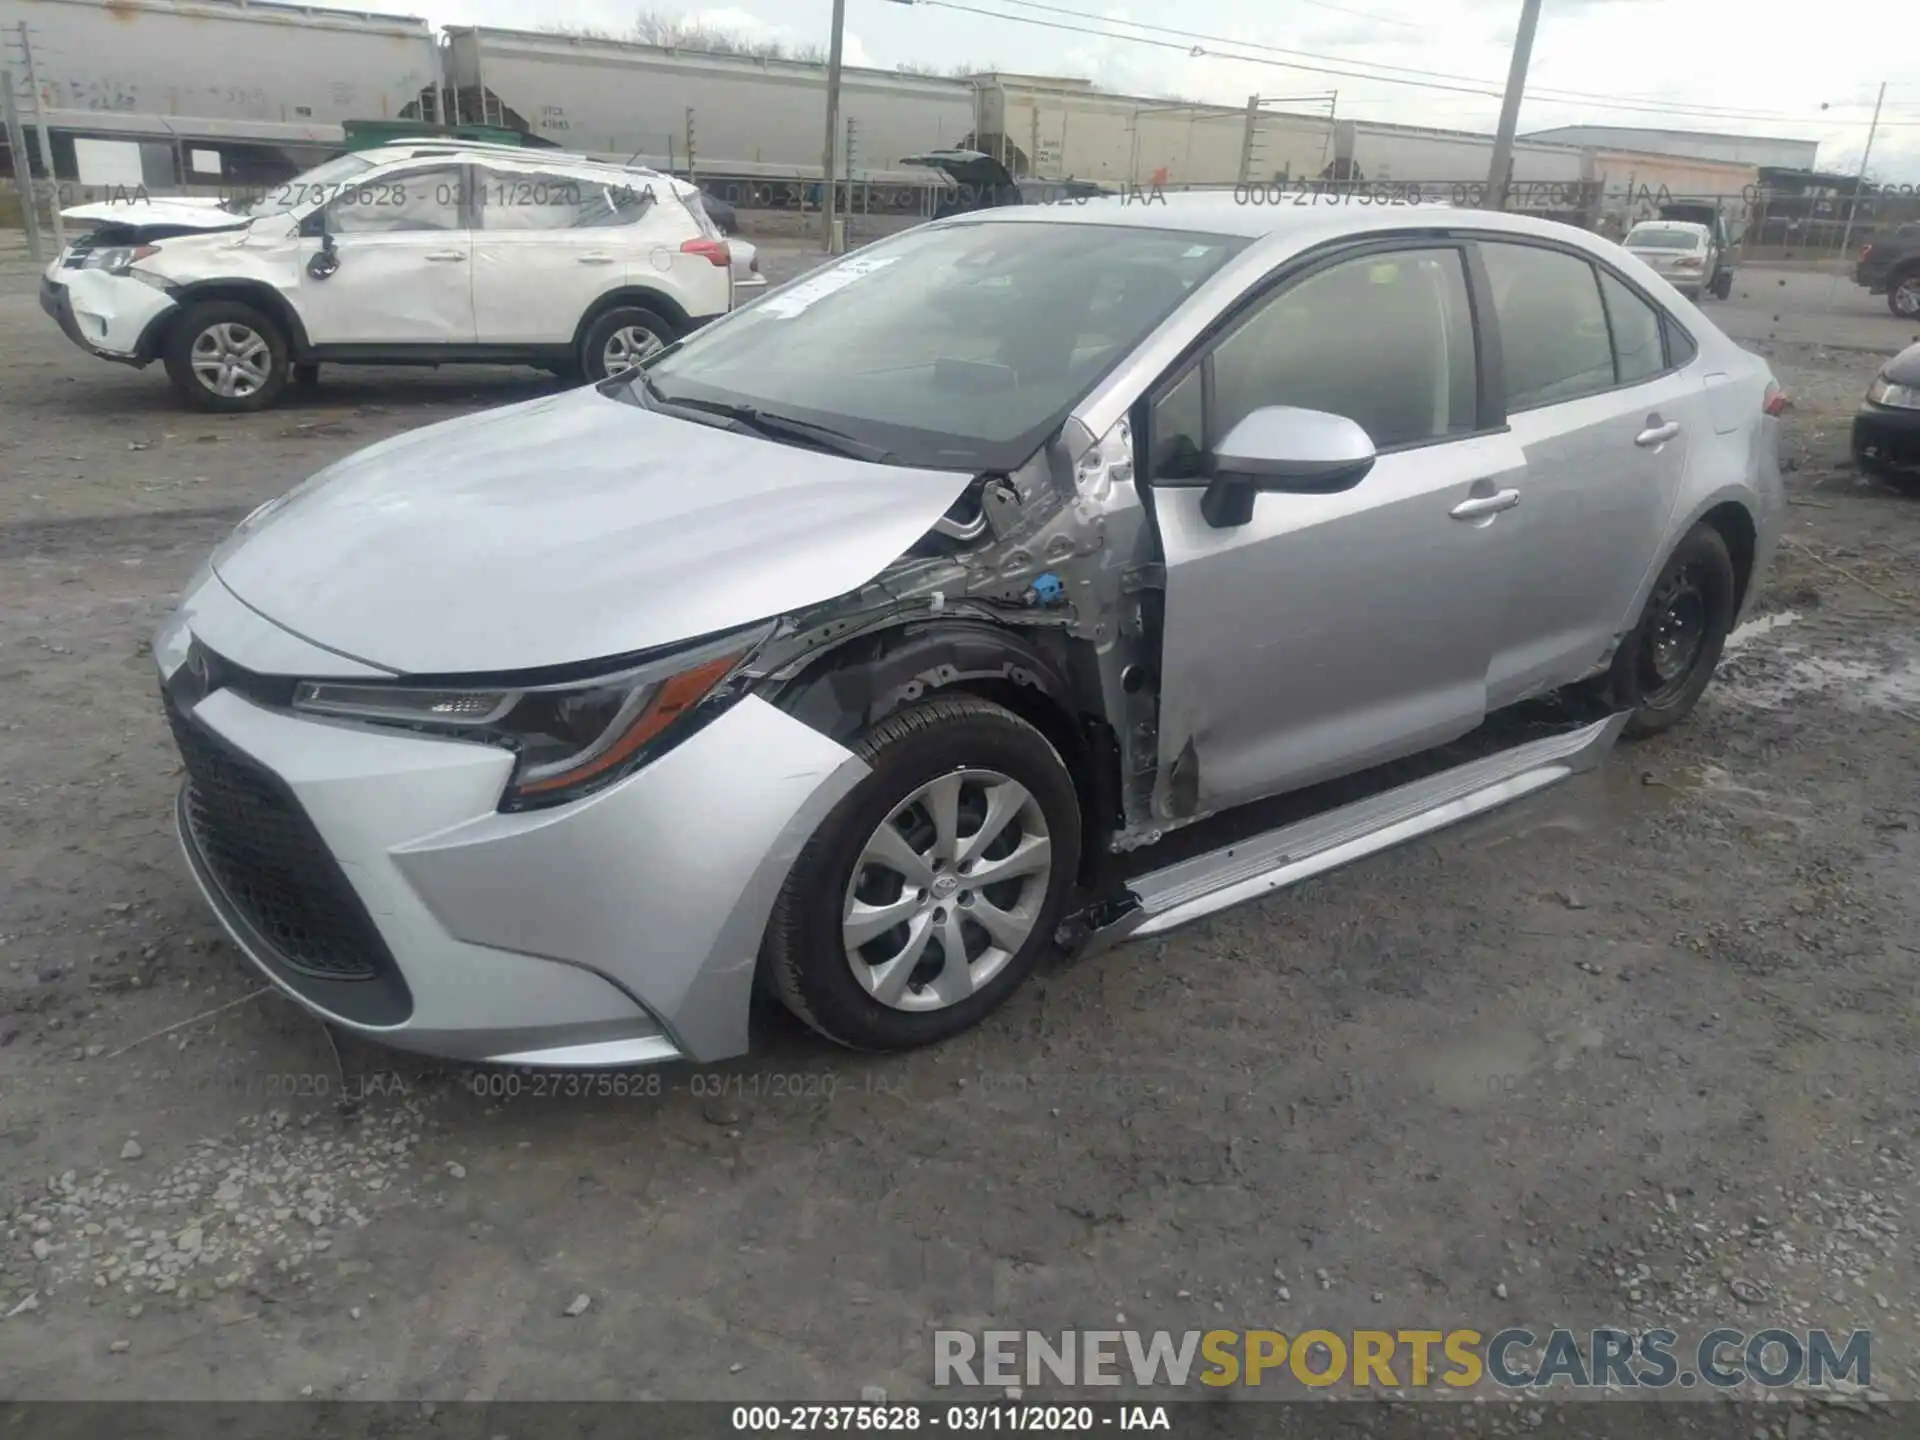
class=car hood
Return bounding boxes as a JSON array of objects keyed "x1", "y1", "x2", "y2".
[
  {"x1": 1883, "y1": 341, "x2": 1920, "y2": 386},
  {"x1": 210, "y1": 385, "x2": 978, "y2": 676},
  {"x1": 62, "y1": 196, "x2": 248, "y2": 239}
]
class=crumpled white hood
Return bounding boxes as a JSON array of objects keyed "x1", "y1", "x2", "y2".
[
  {"x1": 211, "y1": 385, "x2": 976, "y2": 676},
  {"x1": 61, "y1": 196, "x2": 245, "y2": 232}
]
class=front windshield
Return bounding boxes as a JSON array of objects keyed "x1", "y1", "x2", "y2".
[
  {"x1": 1627, "y1": 227, "x2": 1703, "y2": 251},
  {"x1": 235, "y1": 153, "x2": 379, "y2": 216},
  {"x1": 641, "y1": 220, "x2": 1249, "y2": 470}
]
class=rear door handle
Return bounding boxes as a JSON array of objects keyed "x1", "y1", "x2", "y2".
[
  {"x1": 1636, "y1": 420, "x2": 1680, "y2": 447},
  {"x1": 576, "y1": 253, "x2": 616, "y2": 265},
  {"x1": 1450, "y1": 488, "x2": 1521, "y2": 521},
  {"x1": 424, "y1": 250, "x2": 466, "y2": 263}
]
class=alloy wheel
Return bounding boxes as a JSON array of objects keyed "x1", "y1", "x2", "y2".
[
  {"x1": 189, "y1": 322, "x2": 272, "y2": 399},
  {"x1": 1894, "y1": 278, "x2": 1920, "y2": 319},
  {"x1": 602, "y1": 325, "x2": 665, "y2": 377},
  {"x1": 841, "y1": 769, "x2": 1052, "y2": 1013}
]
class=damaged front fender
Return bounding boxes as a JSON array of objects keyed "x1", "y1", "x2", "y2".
[{"x1": 753, "y1": 411, "x2": 1172, "y2": 852}]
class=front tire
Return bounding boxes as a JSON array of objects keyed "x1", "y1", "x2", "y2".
[
  {"x1": 580, "y1": 305, "x2": 678, "y2": 383},
  {"x1": 1610, "y1": 523, "x2": 1737, "y2": 739},
  {"x1": 162, "y1": 301, "x2": 289, "y2": 413},
  {"x1": 1888, "y1": 273, "x2": 1920, "y2": 319},
  {"x1": 764, "y1": 697, "x2": 1082, "y2": 1052}
]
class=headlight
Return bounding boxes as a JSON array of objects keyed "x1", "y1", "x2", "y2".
[
  {"x1": 290, "y1": 625, "x2": 770, "y2": 810},
  {"x1": 80, "y1": 244, "x2": 160, "y2": 273},
  {"x1": 1867, "y1": 375, "x2": 1920, "y2": 410}
]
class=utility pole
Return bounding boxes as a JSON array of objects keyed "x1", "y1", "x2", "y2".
[
  {"x1": 1238, "y1": 94, "x2": 1260, "y2": 185},
  {"x1": 820, "y1": 0, "x2": 847, "y2": 253},
  {"x1": 18, "y1": 24, "x2": 60, "y2": 246},
  {"x1": 1835, "y1": 80, "x2": 1886, "y2": 261},
  {"x1": 1482, "y1": 0, "x2": 1543, "y2": 211},
  {"x1": 1, "y1": 69, "x2": 42, "y2": 263}
]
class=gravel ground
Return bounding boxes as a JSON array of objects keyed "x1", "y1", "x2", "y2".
[{"x1": 1, "y1": 231, "x2": 1918, "y2": 1413}]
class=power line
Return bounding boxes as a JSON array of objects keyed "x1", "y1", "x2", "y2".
[
  {"x1": 991, "y1": 0, "x2": 1898, "y2": 121},
  {"x1": 891, "y1": 0, "x2": 1920, "y2": 129}
]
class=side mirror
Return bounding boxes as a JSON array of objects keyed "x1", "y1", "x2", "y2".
[
  {"x1": 1187, "y1": 406, "x2": 1376, "y2": 528},
  {"x1": 306, "y1": 230, "x2": 338, "y2": 281}
]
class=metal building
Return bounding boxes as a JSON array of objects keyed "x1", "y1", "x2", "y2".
[{"x1": 1523, "y1": 125, "x2": 1819, "y2": 173}]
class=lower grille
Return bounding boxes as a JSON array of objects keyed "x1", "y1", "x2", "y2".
[{"x1": 165, "y1": 692, "x2": 394, "y2": 984}]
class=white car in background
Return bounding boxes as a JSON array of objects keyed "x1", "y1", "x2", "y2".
[
  {"x1": 40, "y1": 141, "x2": 734, "y2": 411},
  {"x1": 730, "y1": 237, "x2": 767, "y2": 293},
  {"x1": 1622, "y1": 219, "x2": 1720, "y2": 301}
]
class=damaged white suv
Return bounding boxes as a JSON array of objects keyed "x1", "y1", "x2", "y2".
[
  {"x1": 157, "y1": 196, "x2": 1784, "y2": 1068},
  {"x1": 41, "y1": 142, "x2": 733, "y2": 412}
]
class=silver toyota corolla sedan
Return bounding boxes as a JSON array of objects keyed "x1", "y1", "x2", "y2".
[{"x1": 155, "y1": 195, "x2": 1786, "y2": 1068}]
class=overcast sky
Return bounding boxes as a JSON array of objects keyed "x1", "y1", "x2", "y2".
[{"x1": 345, "y1": 0, "x2": 1920, "y2": 180}]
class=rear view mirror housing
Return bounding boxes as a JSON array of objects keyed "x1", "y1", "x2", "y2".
[{"x1": 1154, "y1": 406, "x2": 1377, "y2": 527}]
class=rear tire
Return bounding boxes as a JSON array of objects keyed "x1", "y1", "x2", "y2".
[
  {"x1": 763, "y1": 697, "x2": 1082, "y2": 1052},
  {"x1": 1611, "y1": 523, "x2": 1737, "y2": 739},
  {"x1": 580, "y1": 305, "x2": 678, "y2": 383},
  {"x1": 1713, "y1": 270, "x2": 1733, "y2": 300},
  {"x1": 163, "y1": 301, "x2": 289, "y2": 413}
]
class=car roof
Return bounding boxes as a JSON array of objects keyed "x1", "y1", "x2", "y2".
[
  {"x1": 1628, "y1": 219, "x2": 1711, "y2": 235},
  {"x1": 937, "y1": 188, "x2": 1624, "y2": 249},
  {"x1": 356, "y1": 142, "x2": 686, "y2": 191}
]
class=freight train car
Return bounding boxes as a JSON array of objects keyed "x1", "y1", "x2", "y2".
[
  {"x1": 975, "y1": 75, "x2": 1337, "y2": 189},
  {"x1": 442, "y1": 25, "x2": 978, "y2": 190},
  {"x1": 1, "y1": 0, "x2": 441, "y2": 188}
]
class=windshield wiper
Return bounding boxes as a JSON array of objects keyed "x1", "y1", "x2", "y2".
[{"x1": 643, "y1": 385, "x2": 895, "y2": 464}]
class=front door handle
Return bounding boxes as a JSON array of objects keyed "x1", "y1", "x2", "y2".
[
  {"x1": 1636, "y1": 420, "x2": 1681, "y2": 447},
  {"x1": 1450, "y1": 488, "x2": 1521, "y2": 521},
  {"x1": 423, "y1": 250, "x2": 467, "y2": 263}
]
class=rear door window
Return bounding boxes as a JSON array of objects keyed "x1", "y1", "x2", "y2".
[
  {"x1": 1479, "y1": 242, "x2": 1615, "y2": 411},
  {"x1": 478, "y1": 169, "x2": 656, "y2": 230},
  {"x1": 1597, "y1": 269, "x2": 1666, "y2": 385}
]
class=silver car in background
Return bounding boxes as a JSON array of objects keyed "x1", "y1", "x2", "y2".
[
  {"x1": 1623, "y1": 219, "x2": 1720, "y2": 300},
  {"x1": 155, "y1": 196, "x2": 1785, "y2": 1068}
]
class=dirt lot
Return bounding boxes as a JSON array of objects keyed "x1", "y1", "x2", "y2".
[{"x1": 2, "y1": 231, "x2": 1918, "y2": 1410}]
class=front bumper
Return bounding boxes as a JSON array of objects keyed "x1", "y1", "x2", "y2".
[
  {"x1": 40, "y1": 269, "x2": 177, "y2": 365},
  {"x1": 157, "y1": 603, "x2": 868, "y2": 1068},
  {"x1": 1853, "y1": 401, "x2": 1920, "y2": 472}
]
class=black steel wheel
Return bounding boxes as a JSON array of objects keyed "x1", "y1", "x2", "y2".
[{"x1": 1610, "y1": 523, "x2": 1738, "y2": 739}]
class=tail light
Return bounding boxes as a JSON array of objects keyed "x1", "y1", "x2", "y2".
[
  {"x1": 680, "y1": 238, "x2": 731, "y2": 267},
  {"x1": 1861, "y1": 243, "x2": 1875, "y2": 262},
  {"x1": 1763, "y1": 382, "x2": 1791, "y2": 417}
]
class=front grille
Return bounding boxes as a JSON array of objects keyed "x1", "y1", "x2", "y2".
[{"x1": 165, "y1": 691, "x2": 395, "y2": 984}]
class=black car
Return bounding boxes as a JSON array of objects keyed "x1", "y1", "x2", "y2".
[
  {"x1": 1855, "y1": 223, "x2": 1920, "y2": 319},
  {"x1": 698, "y1": 189, "x2": 739, "y2": 235},
  {"x1": 1852, "y1": 341, "x2": 1920, "y2": 494},
  {"x1": 899, "y1": 150, "x2": 1111, "y2": 220}
]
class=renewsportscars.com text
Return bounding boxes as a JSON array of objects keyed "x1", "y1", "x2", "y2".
[{"x1": 934, "y1": 1328, "x2": 1871, "y2": 1391}]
